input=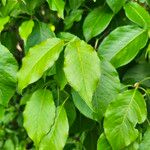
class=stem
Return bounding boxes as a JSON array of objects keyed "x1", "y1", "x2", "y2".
[{"x1": 139, "y1": 77, "x2": 150, "y2": 84}]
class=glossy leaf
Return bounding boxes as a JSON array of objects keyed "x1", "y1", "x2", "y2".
[
  {"x1": 124, "y1": 1, "x2": 150, "y2": 28},
  {"x1": 106, "y1": 0, "x2": 126, "y2": 13},
  {"x1": 39, "y1": 105, "x2": 69, "y2": 150},
  {"x1": 19, "y1": 20, "x2": 34, "y2": 44},
  {"x1": 46, "y1": 0, "x2": 65, "y2": 19},
  {"x1": 18, "y1": 38, "x2": 64, "y2": 93},
  {"x1": 0, "y1": 44, "x2": 18, "y2": 106},
  {"x1": 97, "y1": 133, "x2": 111, "y2": 150},
  {"x1": 83, "y1": 5, "x2": 113, "y2": 41},
  {"x1": 0, "y1": 16, "x2": 9, "y2": 32},
  {"x1": 23, "y1": 89, "x2": 56, "y2": 146},
  {"x1": 98, "y1": 25, "x2": 148, "y2": 68},
  {"x1": 93, "y1": 58, "x2": 121, "y2": 120},
  {"x1": 104, "y1": 90, "x2": 147, "y2": 149},
  {"x1": 64, "y1": 39, "x2": 101, "y2": 110},
  {"x1": 139, "y1": 127, "x2": 150, "y2": 150}
]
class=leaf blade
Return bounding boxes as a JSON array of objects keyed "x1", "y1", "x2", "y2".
[
  {"x1": 64, "y1": 39, "x2": 101, "y2": 110},
  {"x1": 18, "y1": 38, "x2": 64, "y2": 92}
]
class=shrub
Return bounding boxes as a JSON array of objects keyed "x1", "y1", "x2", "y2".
[{"x1": 0, "y1": 0, "x2": 150, "y2": 149}]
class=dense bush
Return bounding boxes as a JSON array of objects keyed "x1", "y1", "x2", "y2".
[{"x1": 0, "y1": 0, "x2": 150, "y2": 149}]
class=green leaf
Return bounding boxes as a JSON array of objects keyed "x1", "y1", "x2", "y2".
[
  {"x1": 83, "y1": 5, "x2": 113, "y2": 41},
  {"x1": 124, "y1": 1, "x2": 150, "y2": 29},
  {"x1": 0, "y1": 16, "x2": 9, "y2": 32},
  {"x1": 3, "y1": 139, "x2": 15, "y2": 150},
  {"x1": 98, "y1": 25, "x2": 148, "y2": 68},
  {"x1": 106, "y1": 0, "x2": 126, "y2": 13},
  {"x1": 25, "y1": 21, "x2": 55, "y2": 51},
  {"x1": 18, "y1": 38, "x2": 64, "y2": 93},
  {"x1": 0, "y1": 44, "x2": 18, "y2": 106},
  {"x1": 0, "y1": 0, "x2": 18, "y2": 16},
  {"x1": 64, "y1": 39, "x2": 101, "y2": 111},
  {"x1": 19, "y1": 20, "x2": 34, "y2": 44},
  {"x1": 93, "y1": 58, "x2": 121, "y2": 120},
  {"x1": 0, "y1": 105, "x2": 5, "y2": 120},
  {"x1": 46, "y1": 0, "x2": 65, "y2": 19},
  {"x1": 97, "y1": 133, "x2": 111, "y2": 150},
  {"x1": 139, "y1": 127, "x2": 150, "y2": 150},
  {"x1": 2, "y1": 0, "x2": 6, "y2": 6},
  {"x1": 64, "y1": 9, "x2": 83, "y2": 30},
  {"x1": 123, "y1": 62, "x2": 150, "y2": 87},
  {"x1": 39, "y1": 105, "x2": 69, "y2": 150},
  {"x1": 23, "y1": 89, "x2": 56, "y2": 146},
  {"x1": 104, "y1": 90, "x2": 147, "y2": 149},
  {"x1": 69, "y1": 0, "x2": 84, "y2": 9},
  {"x1": 72, "y1": 90, "x2": 98, "y2": 121},
  {"x1": 54, "y1": 52, "x2": 67, "y2": 90}
]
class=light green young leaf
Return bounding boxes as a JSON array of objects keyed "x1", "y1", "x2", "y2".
[
  {"x1": 124, "y1": 1, "x2": 150, "y2": 29},
  {"x1": 23, "y1": 89, "x2": 56, "y2": 146},
  {"x1": 83, "y1": 5, "x2": 113, "y2": 41},
  {"x1": 98, "y1": 25, "x2": 148, "y2": 68},
  {"x1": 64, "y1": 39, "x2": 101, "y2": 111},
  {"x1": 18, "y1": 38, "x2": 64, "y2": 93},
  {"x1": 0, "y1": 16, "x2": 9, "y2": 32},
  {"x1": 93, "y1": 58, "x2": 121, "y2": 120},
  {"x1": 104, "y1": 90, "x2": 147, "y2": 150},
  {"x1": 39, "y1": 105, "x2": 69, "y2": 150},
  {"x1": 97, "y1": 133, "x2": 111, "y2": 150},
  {"x1": 139, "y1": 127, "x2": 150, "y2": 150},
  {"x1": 2, "y1": 0, "x2": 6, "y2": 6},
  {"x1": 19, "y1": 20, "x2": 34, "y2": 44},
  {"x1": 46, "y1": 0, "x2": 65, "y2": 19},
  {"x1": 106, "y1": 0, "x2": 126, "y2": 13},
  {"x1": 0, "y1": 44, "x2": 18, "y2": 106}
]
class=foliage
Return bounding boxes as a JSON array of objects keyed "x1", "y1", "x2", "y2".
[{"x1": 0, "y1": 0, "x2": 150, "y2": 149}]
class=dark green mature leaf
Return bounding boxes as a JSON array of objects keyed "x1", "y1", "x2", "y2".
[
  {"x1": 97, "y1": 133, "x2": 111, "y2": 150},
  {"x1": 98, "y1": 25, "x2": 148, "y2": 68},
  {"x1": 39, "y1": 105, "x2": 69, "y2": 150},
  {"x1": 23, "y1": 89, "x2": 56, "y2": 146},
  {"x1": 64, "y1": 39, "x2": 101, "y2": 110},
  {"x1": 104, "y1": 90, "x2": 147, "y2": 149},
  {"x1": 0, "y1": 0, "x2": 18, "y2": 16},
  {"x1": 93, "y1": 58, "x2": 121, "y2": 120},
  {"x1": 139, "y1": 127, "x2": 150, "y2": 150},
  {"x1": 25, "y1": 21, "x2": 55, "y2": 51},
  {"x1": 124, "y1": 1, "x2": 150, "y2": 29},
  {"x1": 55, "y1": 53, "x2": 67, "y2": 90},
  {"x1": 0, "y1": 44, "x2": 18, "y2": 106},
  {"x1": 64, "y1": 9, "x2": 83, "y2": 30},
  {"x1": 83, "y1": 5, "x2": 113, "y2": 41},
  {"x1": 72, "y1": 90, "x2": 98, "y2": 121},
  {"x1": 69, "y1": 0, "x2": 84, "y2": 9},
  {"x1": 0, "y1": 16, "x2": 9, "y2": 32},
  {"x1": 106, "y1": 0, "x2": 126, "y2": 13},
  {"x1": 123, "y1": 62, "x2": 150, "y2": 87},
  {"x1": 46, "y1": 0, "x2": 65, "y2": 19},
  {"x1": 18, "y1": 38, "x2": 64, "y2": 93}
]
